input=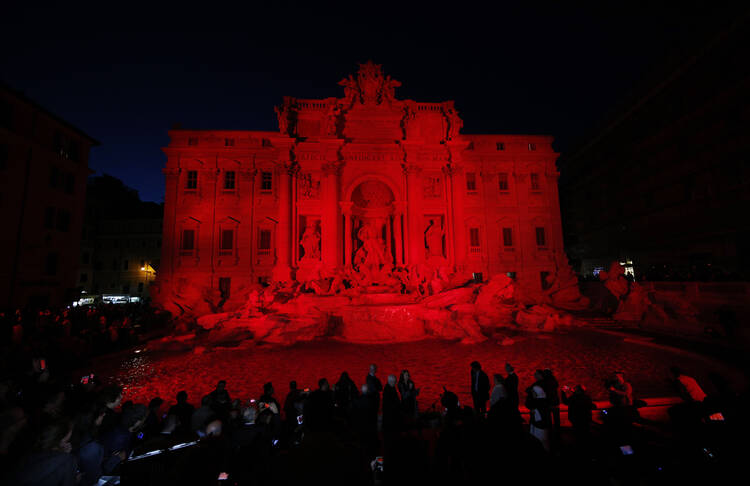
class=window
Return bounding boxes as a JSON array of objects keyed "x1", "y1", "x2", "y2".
[
  {"x1": 466, "y1": 172, "x2": 477, "y2": 193},
  {"x1": 44, "y1": 207, "x2": 55, "y2": 229},
  {"x1": 45, "y1": 253, "x2": 58, "y2": 276},
  {"x1": 502, "y1": 227, "x2": 513, "y2": 247},
  {"x1": 64, "y1": 172, "x2": 75, "y2": 194},
  {"x1": 261, "y1": 171, "x2": 273, "y2": 193},
  {"x1": 79, "y1": 273, "x2": 88, "y2": 283},
  {"x1": 188, "y1": 137, "x2": 198, "y2": 146},
  {"x1": 0, "y1": 144, "x2": 8, "y2": 170},
  {"x1": 186, "y1": 171, "x2": 198, "y2": 190},
  {"x1": 528, "y1": 143, "x2": 536, "y2": 151},
  {"x1": 258, "y1": 229, "x2": 271, "y2": 255},
  {"x1": 530, "y1": 173, "x2": 540, "y2": 191},
  {"x1": 219, "y1": 277, "x2": 231, "y2": 299},
  {"x1": 469, "y1": 227, "x2": 481, "y2": 254},
  {"x1": 56, "y1": 210, "x2": 70, "y2": 232},
  {"x1": 506, "y1": 271, "x2": 517, "y2": 280},
  {"x1": 498, "y1": 173, "x2": 509, "y2": 192},
  {"x1": 50, "y1": 166, "x2": 60, "y2": 189},
  {"x1": 224, "y1": 138, "x2": 235, "y2": 147},
  {"x1": 123, "y1": 260, "x2": 128, "y2": 270},
  {"x1": 181, "y1": 229, "x2": 195, "y2": 254},
  {"x1": 224, "y1": 171, "x2": 236, "y2": 190},
  {"x1": 535, "y1": 227, "x2": 546, "y2": 247},
  {"x1": 496, "y1": 142, "x2": 505, "y2": 151},
  {"x1": 220, "y1": 229, "x2": 234, "y2": 255}
]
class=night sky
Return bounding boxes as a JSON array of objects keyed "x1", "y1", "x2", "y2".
[{"x1": 1, "y1": 2, "x2": 735, "y2": 203}]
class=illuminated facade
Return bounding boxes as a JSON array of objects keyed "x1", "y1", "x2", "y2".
[{"x1": 157, "y1": 63, "x2": 567, "y2": 310}]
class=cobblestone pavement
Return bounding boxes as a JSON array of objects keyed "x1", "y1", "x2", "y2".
[{"x1": 99, "y1": 329, "x2": 745, "y2": 410}]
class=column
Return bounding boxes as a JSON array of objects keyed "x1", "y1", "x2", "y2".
[
  {"x1": 447, "y1": 164, "x2": 467, "y2": 269},
  {"x1": 340, "y1": 202, "x2": 353, "y2": 267},
  {"x1": 273, "y1": 163, "x2": 294, "y2": 283},
  {"x1": 385, "y1": 216, "x2": 392, "y2": 263},
  {"x1": 393, "y1": 201, "x2": 405, "y2": 265},
  {"x1": 321, "y1": 162, "x2": 341, "y2": 271},
  {"x1": 404, "y1": 164, "x2": 423, "y2": 265}
]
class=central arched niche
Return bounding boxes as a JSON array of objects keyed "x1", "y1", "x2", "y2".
[
  {"x1": 351, "y1": 179, "x2": 395, "y2": 211},
  {"x1": 348, "y1": 179, "x2": 397, "y2": 278}
]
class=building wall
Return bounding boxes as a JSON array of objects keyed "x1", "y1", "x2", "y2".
[
  {"x1": 0, "y1": 85, "x2": 96, "y2": 309},
  {"x1": 559, "y1": 19, "x2": 750, "y2": 280},
  {"x1": 155, "y1": 65, "x2": 567, "y2": 314}
]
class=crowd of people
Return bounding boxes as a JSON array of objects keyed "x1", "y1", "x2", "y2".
[
  {"x1": 1, "y1": 303, "x2": 747, "y2": 485},
  {"x1": 1, "y1": 347, "x2": 745, "y2": 485}
]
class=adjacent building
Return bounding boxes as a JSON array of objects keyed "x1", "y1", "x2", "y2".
[
  {"x1": 0, "y1": 83, "x2": 97, "y2": 309},
  {"x1": 78, "y1": 175, "x2": 163, "y2": 302},
  {"x1": 558, "y1": 17, "x2": 750, "y2": 280},
  {"x1": 156, "y1": 63, "x2": 568, "y2": 312}
]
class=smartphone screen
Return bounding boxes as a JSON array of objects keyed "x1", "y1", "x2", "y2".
[
  {"x1": 218, "y1": 472, "x2": 229, "y2": 480},
  {"x1": 620, "y1": 445, "x2": 634, "y2": 455}
]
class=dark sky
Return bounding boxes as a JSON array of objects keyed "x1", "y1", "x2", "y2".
[{"x1": 1, "y1": 1, "x2": 736, "y2": 203}]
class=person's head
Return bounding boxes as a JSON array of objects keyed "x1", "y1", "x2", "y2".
[
  {"x1": 470, "y1": 361, "x2": 481, "y2": 371},
  {"x1": 369, "y1": 364, "x2": 377, "y2": 375},
  {"x1": 400, "y1": 370, "x2": 410, "y2": 382},
  {"x1": 176, "y1": 390, "x2": 188, "y2": 404},
  {"x1": 148, "y1": 397, "x2": 164, "y2": 412},
  {"x1": 263, "y1": 382, "x2": 274, "y2": 396},
  {"x1": 574, "y1": 384, "x2": 586, "y2": 394},
  {"x1": 216, "y1": 380, "x2": 226, "y2": 391},
  {"x1": 289, "y1": 380, "x2": 297, "y2": 391},
  {"x1": 35, "y1": 418, "x2": 73, "y2": 453},
  {"x1": 505, "y1": 363, "x2": 514, "y2": 374},
  {"x1": 387, "y1": 375, "x2": 397, "y2": 386},
  {"x1": 100, "y1": 385, "x2": 123, "y2": 410},
  {"x1": 318, "y1": 378, "x2": 330, "y2": 391},
  {"x1": 493, "y1": 374, "x2": 504, "y2": 386},
  {"x1": 534, "y1": 369, "x2": 544, "y2": 382},
  {"x1": 614, "y1": 372, "x2": 625, "y2": 385},
  {"x1": 339, "y1": 371, "x2": 350, "y2": 381},
  {"x1": 543, "y1": 368, "x2": 555, "y2": 379}
]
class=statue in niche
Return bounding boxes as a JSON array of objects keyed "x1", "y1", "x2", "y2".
[
  {"x1": 324, "y1": 102, "x2": 339, "y2": 136},
  {"x1": 300, "y1": 225, "x2": 321, "y2": 262},
  {"x1": 381, "y1": 75, "x2": 401, "y2": 104},
  {"x1": 354, "y1": 221, "x2": 389, "y2": 285},
  {"x1": 445, "y1": 106, "x2": 463, "y2": 140},
  {"x1": 275, "y1": 105, "x2": 289, "y2": 135},
  {"x1": 424, "y1": 219, "x2": 444, "y2": 258},
  {"x1": 338, "y1": 74, "x2": 358, "y2": 106}
]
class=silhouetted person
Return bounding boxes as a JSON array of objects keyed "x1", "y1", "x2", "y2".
[
  {"x1": 526, "y1": 379, "x2": 551, "y2": 452},
  {"x1": 305, "y1": 378, "x2": 335, "y2": 430},
  {"x1": 168, "y1": 390, "x2": 195, "y2": 434},
  {"x1": 382, "y1": 374, "x2": 401, "y2": 434},
  {"x1": 542, "y1": 368, "x2": 561, "y2": 432},
  {"x1": 259, "y1": 381, "x2": 281, "y2": 411},
  {"x1": 561, "y1": 384, "x2": 596, "y2": 446},
  {"x1": 208, "y1": 380, "x2": 231, "y2": 420},
  {"x1": 505, "y1": 363, "x2": 519, "y2": 412},
  {"x1": 334, "y1": 371, "x2": 358, "y2": 414},
  {"x1": 397, "y1": 369, "x2": 419, "y2": 420},
  {"x1": 470, "y1": 361, "x2": 490, "y2": 416},
  {"x1": 284, "y1": 380, "x2": 302, "y2": 422},
  {"x1": 353, "y1": 384, "x2": 377, "y2": 457},
  {"x1": 365, "y1": 364, "x2": 382, "y2": 418}
]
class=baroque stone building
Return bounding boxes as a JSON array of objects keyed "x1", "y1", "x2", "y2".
[{"x1": 156, "y1": 63, "x2": 567, "y2": 313}]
